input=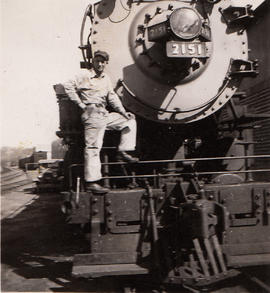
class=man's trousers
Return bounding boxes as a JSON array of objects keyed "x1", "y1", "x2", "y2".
[{"x1": 84, "y1": 112, "x2": 137, "y2": 182}]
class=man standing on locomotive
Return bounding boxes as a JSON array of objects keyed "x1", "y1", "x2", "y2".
[{"x1": 64, "y1": 50, "x2": 138, "y2": 193}]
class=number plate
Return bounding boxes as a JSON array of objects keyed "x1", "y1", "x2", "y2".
[
  {"x1": 166, "y1": 41, "x2": 209, "y2": 58},
  {"x1": 148, "y1": 22, "x2": 167, "y2": 42}
]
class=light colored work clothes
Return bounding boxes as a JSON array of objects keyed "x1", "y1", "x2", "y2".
[{"x1": 63, "y1": 69, "x2": 137, "y2": 182}]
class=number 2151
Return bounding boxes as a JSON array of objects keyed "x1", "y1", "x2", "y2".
[{"x1": 172, "y1": 43, "x2": 202, "y2": 55}]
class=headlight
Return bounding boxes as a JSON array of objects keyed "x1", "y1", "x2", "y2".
[{"x1": 169, "y1": 7, "x2": 202, "y2": 40}]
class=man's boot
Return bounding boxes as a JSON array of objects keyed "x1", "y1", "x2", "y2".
[
  {"x1": 116, "y1": 151, "x2": 139, "y2": 163},
  {"x1": 85, "y1": 182, "x2": 110, "y2": 194}
]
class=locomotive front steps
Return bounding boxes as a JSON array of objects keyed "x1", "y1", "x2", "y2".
[
  {"x1": 227, "y1": 253, "x2": 270, "y2": 267},
  {"x1": 72, "y1": 264, "x2": 149, "y2": 278},
  {"x1": 72, "y1": 252, "x2": 149, "y2": 278}
]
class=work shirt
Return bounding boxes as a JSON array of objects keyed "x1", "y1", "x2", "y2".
[{"x1": 64, "y1": 69, "x2": 126, "y2": 121}]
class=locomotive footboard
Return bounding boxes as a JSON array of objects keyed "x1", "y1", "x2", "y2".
[{"x1": 61, "y1": 156, "x2": 270, "y2": 287}]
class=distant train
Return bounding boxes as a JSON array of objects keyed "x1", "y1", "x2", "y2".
[
  {"x1": 54, "y1": 0, "x2": 270, "y2": 290},
  {"x1": 18, "y1": 151, "x2": 47, "y2": 170},
  {"x1": 34, "y1": 159, "x2": 64, "y2": 192}
]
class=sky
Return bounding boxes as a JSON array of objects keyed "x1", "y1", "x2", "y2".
[
  {"x1": 1, "y1": 0, "x2": 265, "y2": 151},
  {"x1": 1, "y1": 0, "x2": 91, "y2": 150}
]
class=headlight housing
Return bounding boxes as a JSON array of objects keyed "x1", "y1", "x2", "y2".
[{"x1": 169, "y1": 7, "x2": 202, "y2": 40}]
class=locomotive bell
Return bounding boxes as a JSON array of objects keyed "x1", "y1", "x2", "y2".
[{"x1": 91, "y1": 0, "x2": 249, "y2": 123}]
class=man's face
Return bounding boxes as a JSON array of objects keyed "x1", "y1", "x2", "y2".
[{"x1": 93, "y1": 56, "x2": 107, "y2": 74}]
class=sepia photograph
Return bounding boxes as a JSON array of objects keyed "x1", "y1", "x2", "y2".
[{"x1": 1, "y1": 0, "x2": 270, "y2": 292}]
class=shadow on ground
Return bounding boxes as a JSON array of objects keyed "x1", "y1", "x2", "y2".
[{"x1": 1, "y1": 191, "x2": 120, "y2": 292}]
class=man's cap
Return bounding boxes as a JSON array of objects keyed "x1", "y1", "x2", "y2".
[{"x1": 94, "y1": 50, "x2": 109, "y2": 61}]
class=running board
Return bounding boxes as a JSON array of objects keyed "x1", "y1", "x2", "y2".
[
  {"x1": 72, "y1": 263, "x2": 149, "y2": 278},
  {"x1": 227, "y1": 254, "x2": 270, "y2": 267}
]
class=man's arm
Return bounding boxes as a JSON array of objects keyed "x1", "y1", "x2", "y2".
[
  {"x1": 107, "y1": 91, "x2": 127, "y2": 114},
  {"x1": 63, "y1": 78, "x2": 86, "y2": 110},
  {"x1": 106, "y1": 76, "x2": 133, "y2": 119}
]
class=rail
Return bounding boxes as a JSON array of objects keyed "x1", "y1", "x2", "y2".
[{"x1": 1, "y1": 168, "x2": 33, "y2": 193}]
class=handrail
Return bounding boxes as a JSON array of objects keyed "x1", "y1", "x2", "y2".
[
  {"x1": 101, "y1": 169, "x2": 270, "y2": 180},
  {"x1": 67, "y1": 154, "x2": 270, "y2": 187},
  {"x1": 69, "y1": 154, "x2": 270, "y2": 167},
  {"x1": 80, "y1": 4, "x2": 93, "y2": 67}
]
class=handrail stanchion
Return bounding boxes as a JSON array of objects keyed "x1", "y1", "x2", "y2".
[{"x1": 103, "y1": 154, "x2": 110, "y2": 188}]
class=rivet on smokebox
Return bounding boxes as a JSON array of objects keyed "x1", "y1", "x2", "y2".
[
  {"x1": 144, "y1": 13, "x2": 151, "y2": 23},
  {"x1": 156, "y1": 7, "x2": 162, "y2": 14},
  {"x1": 136, "y1": 37, "x2": 144, "y2": 44},
  {"x1": 137, "y1": 24, "x2": 145, "y2": 32},
  {"x1": 105, "y1": 200, "x2": 111, "y2": 206}
]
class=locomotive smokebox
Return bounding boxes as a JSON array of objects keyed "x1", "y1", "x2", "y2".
[{"x1": 90, "y1": 0, "x2": 251, "y2": 123}]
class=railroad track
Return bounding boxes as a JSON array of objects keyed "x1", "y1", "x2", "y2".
[
  {"x1": 1, "y1": 167, "x2": 33, "y2": 193},
  {"x1": 1, "y1": 169, "x2": 24, "y2": 181}
]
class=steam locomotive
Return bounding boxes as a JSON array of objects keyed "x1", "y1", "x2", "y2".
[{"x1": 54, "y1": 0, "x2": 270, "y2": 290}]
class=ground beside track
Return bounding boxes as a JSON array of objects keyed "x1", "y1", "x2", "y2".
[{"x1": 1, "y1": 185, "x2": 270, "y2": 292}]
